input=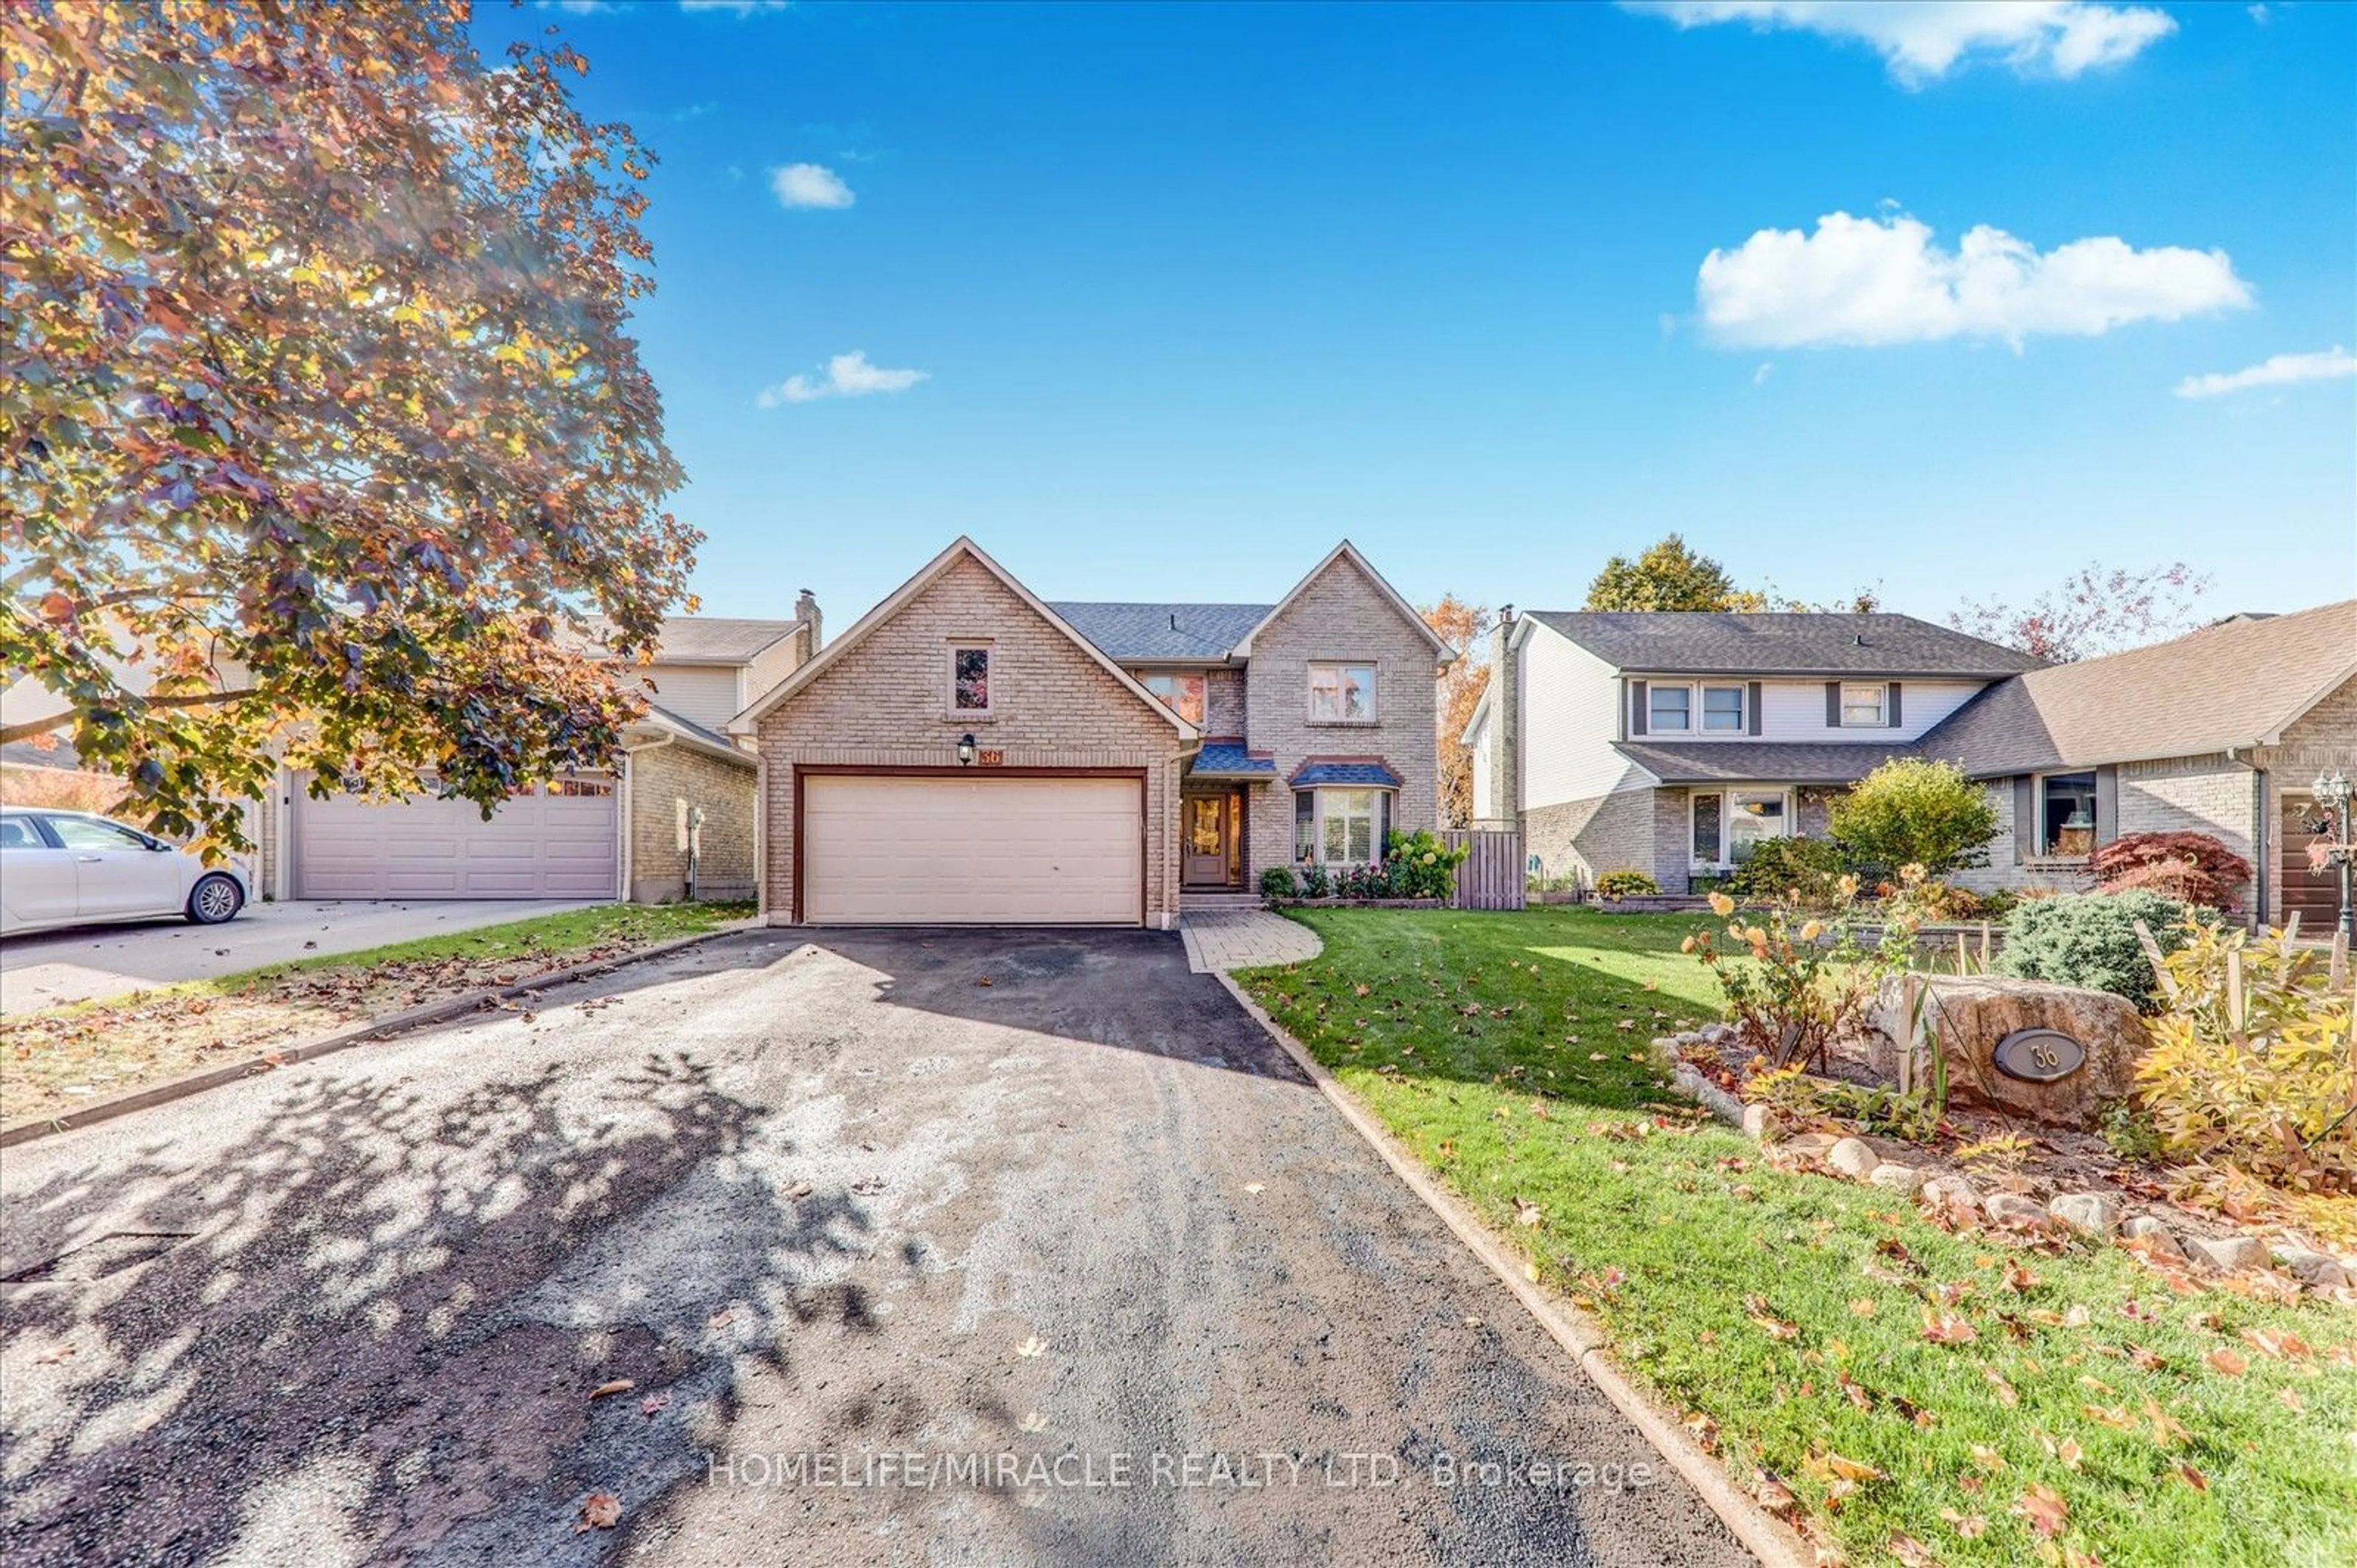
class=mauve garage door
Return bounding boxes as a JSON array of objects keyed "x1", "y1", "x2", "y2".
[
  {"x1": 293, "y1": 782, "x2": 617, "y2": 900},
  {"x1": 802, "y1": 774, "x2": 1141, "y2": 925}
]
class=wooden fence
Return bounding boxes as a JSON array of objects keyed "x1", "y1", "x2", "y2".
[{"x1": 1444, "y1": 828, "x2": 1526, "y2": 911}]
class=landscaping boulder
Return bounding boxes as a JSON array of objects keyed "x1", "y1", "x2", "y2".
[
  {"x1": 2185, "y1": 1235, "x2": 2265, "y2": 1273},
  {"x1": 1919, "y1": 1175, "x2": 1979, "y2": 1215},
  {"x1": 1867, "y1": 1163, "x2": 1927, "y2": 1196},
  {"x1": 2269, "y1": 1245, "x2": 2351, "y2": 1291},
  {"x1": 2121, "y1": 1216, "x2": 2184, "y2": 1258},
  {"x1": 1740, "y1": 1103, "x2": 1785, "y2": 1143},
  {"x1": 1983, "y1": 1192, "x2": 2054, "y2": 1231},
  {"x1": 1865, "y1": 974, "x2": 2148, "y2": 1127},
  {"x1": 1826, "y1": 1138, "x2": 1881, "y2": 1178},
  {"x1": 2048, "y1": 1192, "x2": 2119, "y2": 1237}
]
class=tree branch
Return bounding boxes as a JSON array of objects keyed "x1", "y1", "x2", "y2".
[{"x1": 0, "y1": 689, "x2": 262, "y2": 746}]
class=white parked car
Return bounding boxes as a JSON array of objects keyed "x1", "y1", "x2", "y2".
[{"x1": 0, "y1": 808, "x2": 249, "y2": 938}]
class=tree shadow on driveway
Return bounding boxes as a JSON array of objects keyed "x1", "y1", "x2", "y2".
[{"x1": 0, "y1": 1047, "x2": 869, "y2": 1567}]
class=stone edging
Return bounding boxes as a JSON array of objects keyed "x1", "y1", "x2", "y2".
[
  {"x1": 0, "y1": 921, "x2": 764, "y2": 1151},
  {"x1": 1210, "y1": 970, "x2": 1812, "y2": 1568},
  {"x1": 1664, "y1": 1049, "x2": 2355, "y2": 1300}
]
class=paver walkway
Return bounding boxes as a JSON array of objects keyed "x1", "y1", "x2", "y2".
[{"x1": 1180, "y1": 907, "x2": 1325, "y2": 971}]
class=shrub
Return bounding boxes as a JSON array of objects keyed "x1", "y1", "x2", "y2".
[
  {"x1": 1258, "y1": 867, "x2": 1298, "y2": 900},
  {"x1": 1829, "y1": 759, "x2": 2000, "y2": 879},
  {"x1": 1593, "y1": 870, "x2": 1660, "y2": 900},
  {"x1": 2091, "y1": 830, "x2": 2252, "y2": 911},
  {"x1": 1993, "y1": 890, "x2": 2193, "y2": 1010},
  {"x1": 2134, "y1": 922, "x2": 2356, "y2": 1191},
  {"x1": 1382, "y1": 828, "x2": 1470, "y2": 900},
  {"x1": 1684, "y1": 887, "x2": 1911, "y2": 1072},
  {"x1": 1298, "y1": 860, "x2": 1331, "y2": 899},
  {"x1": 1726, "y1": 836, "x2": 1850, "y2": 906},
  {"x1": 1335, "y1": 860, "x2": 1396, "y2": 900}
]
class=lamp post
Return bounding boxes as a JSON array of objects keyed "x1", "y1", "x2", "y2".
[{"x1": 2313, "y1": 769, "x2": 2355, "y2": 943}]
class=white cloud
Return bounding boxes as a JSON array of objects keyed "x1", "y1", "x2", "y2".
[
  {"x1": 1695, "y1": 210, "x2": 2251, "y2": 349},
  {"x1": 770, "y1": 163, "x2": 853, "y2": 209},
  {"x1": 2174, "y1": 346, "x2": 2357, "y2": 400},
  {"x1": 1625, "y1": 1, "x2": 2176, "y2": 85},
  {"x1": 757, "y1": 351, "x2": 929, "y2": 407}
]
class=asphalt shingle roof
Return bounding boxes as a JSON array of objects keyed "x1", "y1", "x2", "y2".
[
  {"x1": 1290, "y1": 760, "x2": 1402, "y2": 788},
  {"x1": 1614, "y1": 740, "x2": 1919, "y2": 786},
  {"x1": 1048, "y1": 602, "x2": 1272, "y2": 662},
  {"x1": 1190, "y1": 743, "x2": 1277, "y2": 776},
  {"x1": 1524, "y1": 611, "x2": 2045, "y2": 678},
  {"x1": 1919, "y1": 600, "x2": 2357, "y2": 775},
  {"x1": 585, "y1": 615, "x2": 802, "y2": 665}
]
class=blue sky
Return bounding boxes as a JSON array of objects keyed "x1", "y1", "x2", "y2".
[{"x1": 486, "y1": 1, "x2": 2356, "y2": 627}]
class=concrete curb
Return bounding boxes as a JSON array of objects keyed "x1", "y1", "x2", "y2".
[
  {"x1": 1, "y1": 921, "x2": 764, "y2": 1150},
  {"x1": 1212, "y1": 970, "x2": 1811, "y2": 1568}
]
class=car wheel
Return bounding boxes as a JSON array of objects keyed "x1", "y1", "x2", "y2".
[{"x1": 186, "y1": 873, "x2": 245, "y2": 926}]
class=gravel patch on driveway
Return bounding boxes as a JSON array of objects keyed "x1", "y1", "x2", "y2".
[{"x1": 0, "y1": 928, "x2": 1748, "y2": 1567}]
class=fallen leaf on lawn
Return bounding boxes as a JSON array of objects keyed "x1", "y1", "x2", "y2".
[
  {"x1": 1849, "y1": 1298, "x2": 1878, "y2": 1318},
  {"x1": 1824, "y1": 1451, "x2": 1887, "y2": 1484},
  {"x1": 2177, "y1": 1462, "x2": 2209, "y2": 1492},
  {"x1": 2278, "y1": 1386, "x2": 2305, "y2": 1413},
  {"x1": 2129, "y1": 1344, "x2": 2164, "y2": 1372},
  {"x1": 2062, "y1": 1303, "x2": 2092, "y2": 1329},
  {"x1": 1018, "y1": 1411, "x2": 1049, "y2": 1433},
  {"x1": 1512, "y1": 1197, "x2": 1544, "y2": 1227},
  {"x1": 1969, "y1": 1444, "x2": 2008, "y2": 1473},
  {"x1": 2013, "y1": 1481, "x2": 2069, "y2": 1539},
  {"x1": 2240, "y1": 1326, "x2": 2312, "y2": 1361},
  {"x1": 1981, "y1": 1367, "x2": 2019, "y2": 1407},
  {"x1": 2038, "y1": 1433, "x2": 2083, "y2": 1472},
  {"x1": 1016, "y1": 1336, "x2": 1047, "y2": 1359},
  {"x1": 2204, "y1": 1346, "x2": 2249, "y2": 1376},
  {"x1": 1940, "y1": 1508, "x2": 1989, "y2": 1539},
  {"x1": 1745, "y1": 1296, "x2": 1800, "y2": 1340},
  {"x1": 2083, "y1": 1403, "x2": 2138, "y2": 1433},
  {"x1": 589, "y1": 1379, "x2": 635, "y2": 1399},
  {"x1": 1922, "y1": 1308, "x2": 1977, "y2": 1345},
  {"x1": 1889, "y1": 1532, "x2": 1938, "y2": 1568},
  {"x1": 576, "y1": 1493, "x2": 621, "y2": 1533},
  {"x1": 1683, "y1": 1411, "x2": 1719, "y2": 1450},
  {"x1": 2002, "y1": 1264, "x2": 2038, "y2": 1294},
  {"x1": 1754, "y1": 1473, "x2": 1796, "y2": 1513}
]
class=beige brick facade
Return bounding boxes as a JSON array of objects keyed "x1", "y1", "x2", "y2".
[
  {"x1": 1524, "y1": 787, "x2": 1654, "y2": 890},
  {"x1": 1203, "y1": 668, "x2": 1245, "y2": 738},
  {"x1": 1240, "y1": 553, "x2": 1440, "y2": 880},
  {"x1": 753, "y1": 554, "x2": 1190, "y2": 927},
  {"x1": 627, "y1": 742, "x2": 757, "y2": 903}
]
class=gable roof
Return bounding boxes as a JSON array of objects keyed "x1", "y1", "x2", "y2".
[
  {"x1": 586, "y1": 614, "x2": 802, "y2": 666},
  {"x1": 1232, "y1": 541, "x2": 1453, "y2": 663},
  {"x1": 1523, "y1": 611, "x2": 2043, "y2": 679},
  {"x1": 728, "y1": 538, "x2": 1199, "y2": 739},
  {"x1": 625, "y1": 702, "x2": 756, "y2": 767},
  {"x1": 1920, "y1": 598, "x2": 2357, "y2": 775},
  {"x1": 1048, "y1": 602, "x2": 1272, "y2": 662}
]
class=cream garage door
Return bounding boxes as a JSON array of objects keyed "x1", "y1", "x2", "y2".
[
  {"x1": 294, "y1": 781, "x2": 618, "y2": 900},
  {"x1": 802, "y1": 774, "x2": 1141, "y2": 925}
]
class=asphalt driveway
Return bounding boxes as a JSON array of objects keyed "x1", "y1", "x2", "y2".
[
  {"x1": 0, "y1": 928, "x2": 1749, "y2": 1567},
  {"x1": 0, "y1": 898, "x2": 606, "y2": 1014}
]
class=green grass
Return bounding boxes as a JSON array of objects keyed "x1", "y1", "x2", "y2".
[
  {"x1": 1239, "y1": 907, "x2": 2357, "y2": 1568},
  {"x1": 238, "y1": 898, "x2": 756, "y2": 987}
]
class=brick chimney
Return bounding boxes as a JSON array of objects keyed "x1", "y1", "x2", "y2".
[
  {"x1": 1487, "y1": 606, "x2": 1517, "y2": 824},
  {"x1": 794, "y1": 588, "x2": 822, "y2": 662}
]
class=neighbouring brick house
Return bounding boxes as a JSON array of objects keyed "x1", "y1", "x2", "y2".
[
  {"x1": 1471, "y1": 598, "x2": 2357, "y2": 925},
  {"x1": 732, "y1": 537, "x2": 1447, "y2": 929}
]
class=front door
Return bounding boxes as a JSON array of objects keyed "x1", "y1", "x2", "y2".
[{"x1": 1183, "y1": 790, "x2": 1241, "y2": 887}]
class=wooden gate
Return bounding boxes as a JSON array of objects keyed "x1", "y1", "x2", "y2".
[{"x1": 1444, "y1": 828, "x2": 1525, "y2": 911}]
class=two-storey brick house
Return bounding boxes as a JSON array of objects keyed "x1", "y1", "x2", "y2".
[{"x1": 733, "y1": 537, "x2": 1447, "y2": 928}]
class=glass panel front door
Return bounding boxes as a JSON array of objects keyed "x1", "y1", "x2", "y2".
[{"x1": 1184, "y1": 792, "x2": 1240, "y2": 887}]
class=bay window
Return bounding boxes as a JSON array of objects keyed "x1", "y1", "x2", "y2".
[{"x1": 1295, "y1": 787, "x2": 1391, "y2": 865}]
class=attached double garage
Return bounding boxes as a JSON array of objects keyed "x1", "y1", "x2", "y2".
[
  {"x1": 797, "y1": 771, "x2": 1145, "y2": 925},
  {"x1": 287, "y1": 780, "x2": 620, "y2": 900}
]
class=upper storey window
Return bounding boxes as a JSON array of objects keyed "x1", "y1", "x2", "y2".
[{"x1": 1307, "y1": 662, "x2": 1377, "y2": 723}]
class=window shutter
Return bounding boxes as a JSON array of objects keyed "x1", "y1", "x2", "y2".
[
  {"x1": 1747, "y1": 681, "x2": 1763, "y2": 736},
  {"x1": 1630, "y1": 680, "x2": 1649, "y2": 737},
  {"x1": 2094, "y1": 765, "x2": 2119, "y2": 846},
  {"x1": 2013, "y1": 776, "x2": 2035, "y2": 865},
  {"x1": 1825, "y1": 681, "x2": 1841, "y2": 727},
  {"x1": 1888, "y1": 681, "x2": 1903, "y2": 729}
]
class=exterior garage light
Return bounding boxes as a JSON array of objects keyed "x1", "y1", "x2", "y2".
[{"x1": 957, "y1": 733, "x2": 977, "y2": 766}]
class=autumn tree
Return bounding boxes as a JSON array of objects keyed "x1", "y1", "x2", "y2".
[
  {"x1": 1584, "y1": 534, "x2": 1738, "y2": 611},
  {"x1": 1, "y1": 1, "x2": 698, "y2": 852},
  {"x1": 1422, "y1": 594, "x2": 1490, "y2": 827},
  {"x1": 1949, "y1": 563, "x2": 2210, "y2": 664}
]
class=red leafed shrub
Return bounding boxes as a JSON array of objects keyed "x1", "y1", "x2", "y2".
[{"x1": 2090, "y1": 831, "x2": 2251, "y2": 911}]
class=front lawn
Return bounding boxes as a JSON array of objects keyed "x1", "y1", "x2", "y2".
[
  {"x1": 1239, "y1": 907, "x2": 2357, "y2": 1568},
  {"x1": 1, "y1": 901, "x2": 754, "y2": 1127}
]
